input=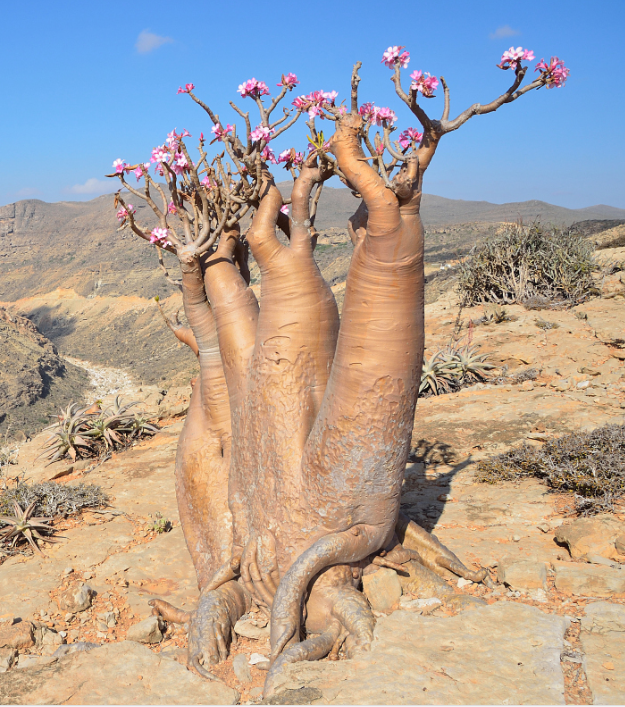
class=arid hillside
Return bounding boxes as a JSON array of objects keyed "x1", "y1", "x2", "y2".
[{"x1": 0, "y1": 308, "x2": 87, "y2": 438}]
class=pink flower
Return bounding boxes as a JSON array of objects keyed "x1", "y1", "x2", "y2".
[
  {"x1": 410, "y1": 70, "x2": 439, "y2": 98},
  {"x1": 172, "y1": 151, "x2": 188, "y2": 175},
  {"x1": 292, "y1": 91, "x2": 338, "y2": 119},
  {"x1": 250, "y1": 125, "x2": 275, "y2": 142},
  {"x1": 374, "y1": 107, "x2": 397, "y2": 126},
  {"x1": 238, "y1": 78, "x2": 270, "y2": 99},
  {"x1": 497, "y1": 47, "x2": 535, "y2": 71},
  {"x1": 358, "y1": 103, "x2": 397, "y2": 126},
  {"x1": 535, "y1": 56, "x2": 570, "y2": 88},
  {"x1": 112, "y1": 159, "x2": 126, "y2": 173},
  {"x1": 381, "y1": 45, "x2": 410, "y2": 69},
  {"x1": 278, "y1": 73, "x2": 299, "y2": 89},
  {"x1": 261, "y1": 146, "x2": 277, "y2": 164},
  {"x1": 376, "y1": 143, "x2": 385, "y2": 155},
  {"x1": 211, "y1": 123, "x2": 233, "y2": 142},
  {"x1": 150, "y1": 145, "x2": 169, "y2": 164},
  {"x1": 201, "y1": 176, "x2": 214, "y2": 188},
  {"x1": 398, "y1": 128, "x2": 423, "y2": 149},
  {"x1": 168, "y1": 201, "x2": 177, "y2": 214},
  {"x1": 280, "y1": 205, "x2": 289, "y2": 215},
  {"x1": 358, "y1": 102, "x2": 376, "y2": 120},
  {"x1": 116, "y1": 206, "x2": 128, "y2": 221},
  {"x1": 177, "y1": 83, "x2": 195, "y2": 94},
  {"x1": 277, "y1": 149, "x2": 292, "y2": 163},
  {"x1": 150, "y1": 227, "x2": 170, "y2": 245}
]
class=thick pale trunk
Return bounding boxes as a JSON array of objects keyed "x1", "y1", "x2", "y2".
[
  {"x1": 242, "y1": 172, "x2": 340, "y2": 572},
  {"x1": 175, "y1": 252, "x2": 233, "y2": 587}
]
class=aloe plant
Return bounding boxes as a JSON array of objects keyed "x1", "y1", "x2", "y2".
[
  {"x1": 0, "y1": 501, "x2": 59, "y2": 555},
  {"x1": 420, "y1": 343, "x2": 493, "y2": 396},
  {"x1": 40, "y1": 397, "x2": 159, "y2": 464}
]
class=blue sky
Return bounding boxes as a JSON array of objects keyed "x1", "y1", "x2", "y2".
[{"x1": 2, "y1": 0, "x2": 623, "y2": 209}]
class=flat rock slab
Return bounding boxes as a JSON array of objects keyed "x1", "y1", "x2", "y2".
[
  {"x1": 554, "y1": 561, "x2": 625, "y2": 597},
  {"x1": 271, "y1": 602, "x2": 567, "y2": 705},
  {"x1": 0, "y1": 640, "x2": 237, "y2": 705},
  {"x1": 581, "y1": 601, "x2": 625, "y2": 705}
]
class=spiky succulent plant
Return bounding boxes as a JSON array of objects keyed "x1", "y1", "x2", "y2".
[
  {"x1": 420, "y1": 342, "x2": 494, "y2": 396},
  {"x1": 0, "y1": 501, "x2": 59, "y2": 555}
]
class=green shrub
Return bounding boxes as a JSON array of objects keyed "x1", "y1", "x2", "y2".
[
  {"x1": 476, "y1": 423, "x2": 625, "y2": 514},
  {"x1": 458, "y1": 223, "x2": 597, "y2": 306}
]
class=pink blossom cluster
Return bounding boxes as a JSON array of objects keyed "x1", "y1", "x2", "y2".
[
  {"x1": 168, "y1": 201, "x2": 177, "y2": 214},
  {"x1": 177, "y1": 83, "x2": 195, "y2": 94},
  {"x1": 261, "y1": 146, "x2": 277, "y2": 164},
  {"x1": 201, "y1": 176, "x2": 215, "y2": 188},
  {"x1": 410, "y1": 71, "x2": 439, "y2": 98},
  {"x1": 292, "y1": 91, "x2": 338, "y2": 119},
  {"x1": 277, "y1": 150, "x2": 304, "y2": 166},
  {"x1": 166, "y1": 129, "x2": 191, "y2": 151},
  {"x1": 277, "y1": 73, "x2": 299, "y2": 89},
  {"x1": 398, "y1": 128, "x2": 423, "y2": 149},
  {"x1": 116, "y1": 204, "x2": 135, "y2": 221},
  {"x1": 250, "y1": 125, "x2": 275, "y2": 143},
  {"x1": 112, "y1": 158, "x2": 126, "y2": 173},
  {"x1": 535, "y1": 56, "x2": 570, "y2": 88},
  {"x1": 211, "y1": 123, "x2": 233, "y2": 142},
  {"x1": 280, "y1": 205, "x2": 289, "y2": 215},
  {"x1": 381, "y1": 46, "x2": 410, "y2": 69},
  {"x1": 497, "y1": 47, "x2": 535, "y2": 71},
  {"x1": 358, "y1": 103, "x2": 398, "y2": 126},
  {"x1": 150, "y1": 227, "x2": 172, "y2": 247},
  {"x1": 133, "y1": 163, "x2": 150, "y2": 181},
  {"x1": 238, "y1": 78, "x2": 270, "y2": 99}
]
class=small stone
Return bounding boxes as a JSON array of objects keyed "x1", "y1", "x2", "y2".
[
  {"x1": 53, "y1": 642, "x2": 99, "y2": 658},
  {"x1": 234, "y1": 617, "x2": 270, "y2": 640},
  {"x1": 57, "y1": 583, "x2": 95, "y2": 613},
  {"x1": 512, "y1": 535, "x2": 521, "y2": 542},
  {"x1": 498, "y1": 561, "x2": 547, "y2": 591},
  {"x1": 457, "y1": 578, "x2": 473, "y2": 588},
  {"x1": 0, "y1": 647, "x2": 17, "y2": 673},
  {"x1": 42, "y1": 627, "x2": 64, "y2": 647},
  {"x1": 577, "y1": 380, "x2": 590, "y2": 389},
  {"x1": 250, "y1": 687, "x2": 263, "y2": 698},
  {"x1": 249, "y1": 653, "x2": 268, "y2": 665},
  {"x1": 362, "y1": 567, "x2": 403, "y2": 611},
  {"x1": 96, "y1": 620, "x2": 109, "y2": 633},
  {"x1": 398, "y1": 597, "x2": 441, "y2": 613},
  {"x1": 537, "y1": 523, "x2": 550, "y2": 533},
  {"x1": 16, "y1": 655, "x2": 57, "y2": 670},
  {"x1": 64, "y1": 613, "x2": 74, "y2": 622},
  {"x1": 603, "y1": 661, "x2": 615, "y2": 670},
  {"x1": 521, "y1": 380, "x2": 534, "y2": 391},
  {"x1": 0, "y1": 621, "x2": 35, "y2": 650},
  {"x1": 126, "y1": 616, "x2": 164, "y2": 644},
  {"x1": 615, "y1": 534, "x2": 625, "y2": 554},
  {"x1": 63, "y1": 567, "x2": 74, "y2": 577},
  {"x1": 232, "y1": 653, "x2": 252, "y2": 684},
  {"x1": 83, "y1": 572, "x2": 93, "y2": 580}
]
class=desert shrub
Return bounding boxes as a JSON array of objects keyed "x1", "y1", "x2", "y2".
[
  {"x1": 0, "y1": 481, "x2": 108, "y2": 518},
  {"x1": 476, "y1": 423, "x2": 625, "y2": 514},
  {"x1": 458, "y1": 223, "x2": 597, "y2": 306},
  {"x1": 420, "y1": 342, "x2": 494, "y2": 396}
]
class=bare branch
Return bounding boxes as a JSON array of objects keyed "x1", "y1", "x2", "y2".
[{"x1": 351, "y1": 61, "x2": 362, "y2": 114}]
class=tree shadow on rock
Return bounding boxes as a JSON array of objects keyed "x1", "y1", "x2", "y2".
[{"x1": 401, "y1": 438, "x2": 474, "y2": 531}]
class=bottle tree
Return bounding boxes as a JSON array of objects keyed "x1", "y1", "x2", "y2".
[{"x1": 108, "y1": 45, "x2": 568, "y2": 695}]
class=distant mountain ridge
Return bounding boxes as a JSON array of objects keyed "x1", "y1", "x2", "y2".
[{"x1": 274, "y1": 183, "x2": 625, "y2": 229}]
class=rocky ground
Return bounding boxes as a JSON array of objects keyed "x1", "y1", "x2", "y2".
[{"x1": 1, "y1": 248, "x2": 624, "y2": 705}]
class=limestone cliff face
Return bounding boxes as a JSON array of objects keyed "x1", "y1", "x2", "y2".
[{"x1": 0, "y1": 307, "x2": 87, "y2": 439}]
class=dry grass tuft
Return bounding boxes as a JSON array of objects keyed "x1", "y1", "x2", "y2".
[{"x1": 476, "y1": 423, "x2": 625, "y2": 514}]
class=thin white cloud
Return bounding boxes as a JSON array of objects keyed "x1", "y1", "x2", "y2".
[
  {"x1": 15, "y1": 187, "x2": 41, "y2": 198},
  {"x1": 489, "y1": 25, "x2": 520, "y2": 40},
  {"x1": 135, "y1": 29, "x2": 173, "y2": 54},
  {"x1": 68, "y1": 178, "x2": 116, "y2": 195}
]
